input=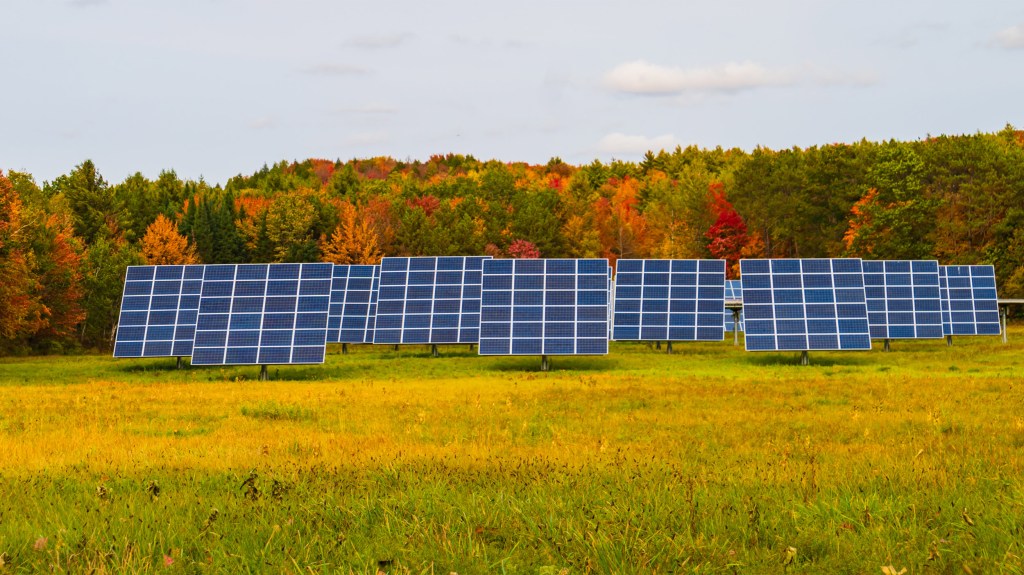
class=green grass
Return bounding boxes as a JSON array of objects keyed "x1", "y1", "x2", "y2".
[{"x1": 0, "y1": 330, "x2": 1023, "y2": 573}]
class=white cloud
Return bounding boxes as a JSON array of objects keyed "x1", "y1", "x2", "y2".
[
  {"x1": 346, "y1": 33, "x2": 413, "y2": 49},
  {"x1": 68, "y1": 0, "x2": 107, "y2": 7},
  {"x1": 302, "y1": 63, "x2": 368, "y2": 76},
  {"x1": 596, "y1": 132, "x2": 681, "y2": 155},
  {"x1": 247, "y1": 117, "x2": 275, "y2": 130},
  {"x1": 994, "y1": 23, "x2": 1024, "y2": 49},
  {"x1": 604, "y1": 60, "x2": 793, "y2": 95},
  {"x1": 345, "y1": 131, "x2": 389, "y2": 146}
]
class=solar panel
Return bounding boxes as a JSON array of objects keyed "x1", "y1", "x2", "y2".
[
  {"x1": 724, "y1": 279, "x2": 744, "y2": 333},
  {"x1": 939, "y1": 265, "x2": 1001, "y2": 336},
  {"x1": 363, "y1": 265, "x2": 380, "y2": 344},
  {"x1": 191, "y1": 263, "x2": 332, "y2": 365},
  {"x1": 478, "y1": 258, "x2": 609, "y2": 355},
  {"x1": 740, "y1": 258, "x2": 871, "y2": 351},
  {"x1": 611, "y1": 259, "x2": 725, "y2": 341},
  {"x1": 862, "y1": 260, "x2": 943, "y2": 339},
  {"x1": 373, "y1": 256, "x2": 491, "y2": 345},
  {"x1": 327, "y1": 264, "x2": 380, "y2": 344},
  {"x1": 114, "y1": 265, "x2": 205, "y2": 358}
]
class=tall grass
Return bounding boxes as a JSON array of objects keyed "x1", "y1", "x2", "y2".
[{"x1": 0, "y1": 331, "x2": 1022, "y2": 573}]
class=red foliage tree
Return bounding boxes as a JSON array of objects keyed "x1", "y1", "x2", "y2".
[
  {"x1": 704, "y1": 182, "x2": 748, "y2": 278},
  {"x1": 507, "y1": 239, "x2": 540, "y2": 259}
]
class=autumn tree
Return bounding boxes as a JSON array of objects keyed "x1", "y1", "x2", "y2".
[
  {"x1": 321, "y1": 202, "x2": 381, "y2": 264},
  {"x1": 140, "y1": 214, "x2": 199, "y2": 265},
  {"x1": 0, "y1": 171, "x2": 32, "y2": 342},
  {"x1": 704, "y1": 182, "x2": 748, "y2": 277}
]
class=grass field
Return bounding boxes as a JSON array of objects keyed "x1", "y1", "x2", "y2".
[{"x1": 1, "y1": 330, "x2": 1023, "y2": 574}]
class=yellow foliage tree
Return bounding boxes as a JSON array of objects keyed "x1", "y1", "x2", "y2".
[
  {"x1": 141, "y1": 214, "x2": 199, "y2": 265},
  {"x1": 321, "y1": 202, "x2": 381, "y2": 265}
]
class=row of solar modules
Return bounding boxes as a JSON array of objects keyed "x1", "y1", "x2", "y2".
[{"x1": 114, "y1": 258, "x2": 1000, "y2": 364}]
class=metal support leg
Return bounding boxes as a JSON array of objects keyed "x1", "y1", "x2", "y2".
[
  {"x1": 1001, "y1": 306, "x2": 1008, "y2": 344},
  {"x1": 732, "y1": 310, "x2": 740, "y2": 346},
  {"x1": 541, "y1": 355, "x2": 550, "y2": 372},
  {"x1": 259, "y1": 365, "x2": 269, "y2": 381},
  {"x1": 800, "y1": 351, "x2": 809, "y2": 366},
  {"x1": 946, "y1": 335, "x2": 953, "y2": 347},
  {"x1": 883, "y1": 339, "x2": 891, "y2": 352},
  {"x1": 655, "y1": 341, "x2": 661, "y2": 350},
  {"x1": 394, "y1": 344, "x2": 399, "y2": 351},
  {"x1": 666, "y1": 341, "x2": 673, "y2": 354},
  {"x1": 431, "y1": 344, "x2": 439, "y2": 358},
  {"x1": 342, "y1": 343, "x2": 348, "y2": 355},
  {"x1": 176, "y1": 356, "x2": 184, "y2": 369}
]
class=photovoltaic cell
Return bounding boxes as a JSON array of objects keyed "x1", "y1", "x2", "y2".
[
  {"x1": 863, "y1": 260, "x2": 943, "y2": 339},
  {"x1": 740, "y1": 258, "x2": 871, "y2": 351},
  {"x1": 327, "y1": 264, "x2": 380, "y2": 344},
  {"x1": 191, "y1": 263, "x2": 332, "y2": 365},
  {"x1": 939, "y1": 265, "x2": 1001, "y2": 336},
  {"x1": 114, "y1": 265, "x2": 205, "y2": 358},
  {"x1": 373, "y1": 256, "x2": 490, "y2": 345},
  {"x1": 611, "y1": 259, "x2": 725, "y2": 341},
  {"x1": 478, "y1": 258, "x2": 609, "y2": 355},
  {"x1": 724, "y1": 279, "x2": 744, "y2": 333}
]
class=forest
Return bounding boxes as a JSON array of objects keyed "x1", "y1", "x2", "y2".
[{"x1": 2, "y1": 126, "x2": 1023, "y2": 354}]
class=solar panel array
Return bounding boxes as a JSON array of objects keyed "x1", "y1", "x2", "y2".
[
  {"x1": 374, "y1": 256, "x2": 490, "y2": 345},
  {"x1": 939, "y1": 265, "x2": 1001, "y2": 336},
  {"x1": 363, "y1": 266, "x2": 381, "y2": 344},
  {"x1": 740, "y1": 259, "x2": 871, "y2": 351},
  {"x1": 612, "y1": 259, "x2": 725, "y2": 341},
  {"x1": 862, "y1": 260, "x2": 943, "y2": 339},
  {"x1": 114, "y1": 265, "x2": 205, "y2": 358},
  {"x1": 479, "y1": 259, "x2": 609, "y2": 355},
  {"x1": 191, "y1": 263, "x2": 332, "y2": 365},
  {"x1": 327, "y1": 264, "x2": 380, "y2": 344},
  {"x1": 724, "y1": 279, "x2": 744, "y2": 333}
]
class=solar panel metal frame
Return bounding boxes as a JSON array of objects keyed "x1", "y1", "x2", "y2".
[
  {"x1": 740, "y1": 258, "x2": 871, "y2": 352},
  {"x1": 191, "y1": 263, "x2": 332, "y2": 365},
  {"x1": 862, "y1": 260, "x2": 943, "y2": 339},
  {"x1": 724, "y1": 279, "x2": 744, "y2": 333},
  {"x1": 939, "y1": 264, "x2": 1001, "y2": 336},
  {"x1": 611, "y1": 259, "x2": 726, "y2": 342},
  {"x1": 114, "y1": 265, "x2": 206, "y2": 358},
  {"x1": 373, "y1": 256, "x2": 491, "y2": 345},
  {"x1": 363, "y1": 265, "x2": 380, "y2": 344},
  {"x1": 478, "y1": 258, "x2": 610, "y2": 356},
  {"x1": 327, "y1": 264, "x2": 380, "y2": 344}
]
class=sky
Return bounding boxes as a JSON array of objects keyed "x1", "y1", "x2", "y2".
[{"x1": 2, "y1": 0, "x2": 1023, "y2": 186}]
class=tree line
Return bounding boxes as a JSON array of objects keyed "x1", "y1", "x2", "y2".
[{"x1": 2, "y1": 126, "x2": 1023, "y2": 354}]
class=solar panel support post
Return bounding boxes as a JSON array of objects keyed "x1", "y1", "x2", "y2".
[
  {"x1": 176, "y1": 356, "x2": 184, "y2": 370},
  {"x1": 732, "y1": 310, "x2": 741, "y2": 346},
  {"x1": 341, "y1": 343, "x2": 348, "y2": 355},
  {"x1": 800, "y1": 351, "x2": 809, "y2": 366},
  {"x1": 259, "y1": 364, "x2": 269, "y2": 381},
  {"x1": 541, "y1": 355, "x2": 550, "y2": 372},
  {"x1": 883, "y1": 339, "x2": 891, "y2": 352},
  {"x1": 946, "y1": 335, "x2": 953, "y2": 347},
  {"x1": 655, "y1": 341, "x2": 661, "y2": 350},
  {"x1": 666, "y1": 341, "x2": 673, "y2": 354},
  {"x1": 431, "y1": 344, "x2": 439, "y2": 358},
  {"x1": 1001, "y1": 306, "x2": 1008, "y2": 344}
]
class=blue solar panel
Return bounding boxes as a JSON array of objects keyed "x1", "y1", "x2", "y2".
[
  {"x1": 191, "y1": 263, "x2": 332, "y2": 365},
  {"x1": 863, "y1": 260, "x2": 943, "y2": 339},
  {"x1": 724, "y1": 279, "x2": 744, "y2": 333},
  {"x1": 611, "y1": 259, "x2": 725, "y2": 341},
  {"x1": 479, "y1": 258, "x2": 609, "y2": 355},
  {"x1": 327, "y1": 264, "x2": 380, "y2": 344},
  {"x1": 114, "y1": 265, "x2": 205, "y2": 358},
  {"x1": 373, "y1": 256, "x2": 490, "y2": 345},
  {"x1": 940, "y1": 265, "x2": 1001, "y2": 336},
  {"x1": 739, "y1": 258, "x2": 871, "y2": 351}
]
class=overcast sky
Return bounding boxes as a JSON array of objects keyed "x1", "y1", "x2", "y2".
[{"x1": 2, "y1": 0, "x2": 1023, "y2": 185}]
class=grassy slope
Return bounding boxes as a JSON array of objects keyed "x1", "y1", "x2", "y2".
[{"x1": 0, "y1": 331, "x2": 1022, "y2": 574}]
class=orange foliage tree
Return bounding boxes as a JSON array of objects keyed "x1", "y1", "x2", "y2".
[
  {"x1": 0, "y1": 171, "x2": 32, "y2": 340},
  {"x1": 141, "y1": 214, "x2": 199, "y2": 265},
  {"x1": 321, "y1": 201, "x2": 381, "y2": 264}
]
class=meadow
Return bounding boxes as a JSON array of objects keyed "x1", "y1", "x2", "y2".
[{"x1": 0, "y1": 331, "x2": 1023, "y2": 574}]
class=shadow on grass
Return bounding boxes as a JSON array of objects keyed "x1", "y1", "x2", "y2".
[
  {"x1": 742, "y1": 353, "x2": 873, "y2": 367},
  {"x1": 485, "y1": 357, "x2": 619, "y2": 373}
]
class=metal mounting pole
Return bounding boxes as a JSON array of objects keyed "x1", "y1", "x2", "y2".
[
  {"x1": 1001, "y1": 306, "x2": 1008, "y2": 344},
  {"x1": 176, "y1": 356, "x2": 184, "y2": 369},
  {"x1": 431, "y1": 344, "x2": 439, "y2": 358},
  {"x1": 342, "y1": 343, "x2": 348, "y2": 355},
  {"x1": 259, "y1": 365, "x2": 269, "y2": 381},
  {"x1": 883, "y1": 339, "x2": 891, "y2": 352},
  {"x1": 541, "y1": 355, "x2": 550, "y2": 372},
  {"x1": 946, "y1": 335, "x2": 953, "y2": 347},
  {"x1": 655, "y1": 341, "x2": 661, "y2": 350},
  {"x1": 800, "y1": 351, "x2": 809, "y2": 366},
  {"x1": 732, "y1": 310, "x2": 740, "y2": 346},
  {"x1": 666, "y1": 341, "x2": 673, "y2": 354},
  {"x1": 394, "y1": 344, "x2": 399, "y2": 352}
]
